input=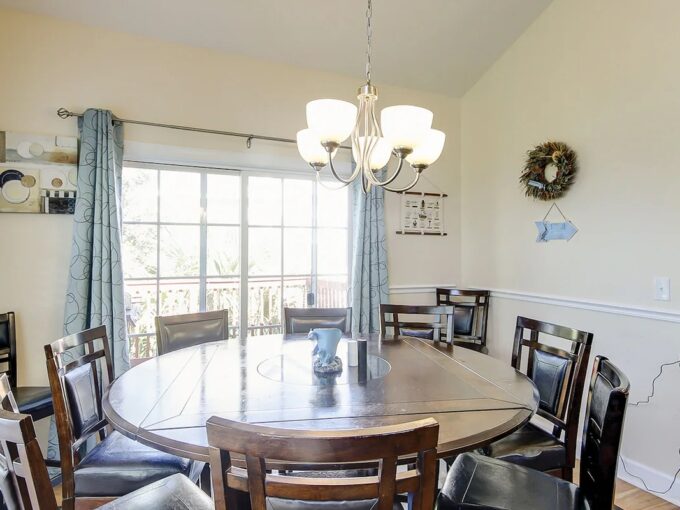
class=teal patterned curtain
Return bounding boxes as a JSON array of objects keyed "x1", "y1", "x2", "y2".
[
  {"x1": 351, "y1": 179, "x2": 389, "y2": 336},
  {"x1": 48, "y1": 109, "x2": 128, "y2": 463}
]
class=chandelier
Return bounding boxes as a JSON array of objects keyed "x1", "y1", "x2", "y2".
[{"x1": 296, "y1": 0, "x2": 445, "y2": 193}]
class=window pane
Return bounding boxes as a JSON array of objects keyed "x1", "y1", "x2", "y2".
[
  {"x1": 318, "y1": 228, "x2": 347, "y2": 275},
  {"x1": 123, "y1": 167, "x2": 157, "y2": 222},
  {"x1": 283, "y1": 276, "x2": 311, "y2": 308},
  {"x1": 283, "y1": 228, "x2": 312, "y2": 275},
  {"x1": 124, "y1": 280, "x2": 157, "y2": 334},
  {"x1": 160, "y1": 170, "x2": 201, "y2": 223},
  {"x1": 317, "y1": 184, "x2": 348, "y2": 227},
  {"x1": 207, "y1": 226, "x2": 240, "y2": 276},
  {"x1": 248, "y1": 177, "x2": 281, "y2": 225},
  {"x1": 283, "y1": 179, "x2": 312, "y2": 226},
  {"x1": 207, "y1": 174, "x2": 239, "y2": 224},
  {"x1": 207, "y1": 278, "x2": 240, "y2": 338},
  {"x1": 159, "y1": 279, "x2": 200, "y2": 316},
  {"x1": 317, "y1": 276, "x2": 349, "y2": 307},
  {"x1": 248, "y1": 278, "x2": 281, "y2": 336},
  {"x1": 159, "y1": 225, "x2": 200, "y2": 276},
  {"x1": 248, "y1": 228, "x2": 281, "y2": 276},
  {"x1": 122, "y1": 225, "x2": 157, "y2": 278},
  {"x1": 129, "y1": 335, "x2": 157, "y2": 360}
]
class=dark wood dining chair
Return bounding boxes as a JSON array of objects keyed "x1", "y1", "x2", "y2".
[
  {"x1": 45, "y1": 326, "x2": 200, "y2": 510},
  {"x1": 0, "y1": 375, "x2": 58, "y2": 510},
  {"x1": 435, "y1": 288, "x2": 490, "y2": 353},
  {"x1": 379, "y1": 304, "x2": 454, "y2": 342},
  {"x1": 155, "y1": 309, "x2": 229, "y2": 355},
  {"x1": 283, "y1": 307, "x2": 352, "y2": 334},
  {"x1": 437, "y1": 356, "x2": 629, "y2": 510},
  {"x1": 0, "y1": 312, "x2": 54, "y2": 422},
  {"x1": 207, "y1": 416, "x2": 439, "y2": 510},
  {"x1": 482, "y1": 316, "x2": 593, "y2": 481},
  {"x1": 0, "y1": 374, "x2": 211, "y2": 510}
]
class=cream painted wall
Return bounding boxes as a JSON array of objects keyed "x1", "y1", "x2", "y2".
[
  {"x1": 461, "y1": 0, "x2": 680, "y2": 503},
  {"x1": 0, "y1": 8, "x2": 460, "y2": 387}
]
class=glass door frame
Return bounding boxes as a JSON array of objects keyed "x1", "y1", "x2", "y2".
[{"x1": 122, "y1": 160, "x2": 353, "y2": 343}]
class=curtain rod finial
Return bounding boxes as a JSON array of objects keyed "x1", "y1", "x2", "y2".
[{"x1": 57, "y1": 108, "x2": 72, "y2": 119}]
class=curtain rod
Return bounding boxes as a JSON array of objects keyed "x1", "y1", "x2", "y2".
[{"x1": 56, "y1": 108, "x2": 351, "y2": 150}]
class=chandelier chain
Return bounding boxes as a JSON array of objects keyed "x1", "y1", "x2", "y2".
[{"x1": 365, "y1": 0, "x2": 372, "y2": 84}]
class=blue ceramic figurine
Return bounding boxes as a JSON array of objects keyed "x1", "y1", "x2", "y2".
[{"x1": 308, "y1": 328, "x2": 343, "y2": 373}]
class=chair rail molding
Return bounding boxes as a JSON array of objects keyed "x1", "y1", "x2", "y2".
[
  {"x1": 486, "y1": 287, "x2": 680, "y2": 324},
  {"x1": 388, "y1": 284, "x2": 457, "y2": 295},
  {"x1": 387, "y1": 285, "x2": 680, "y2": 323}
]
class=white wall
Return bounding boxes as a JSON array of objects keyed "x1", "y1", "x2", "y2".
[
  {"x1": 461, "y1": 0, "x2": 680, "y2": 503},
  {"x1": 0, "y1": 7, "x2": 460, "y2": 388}
]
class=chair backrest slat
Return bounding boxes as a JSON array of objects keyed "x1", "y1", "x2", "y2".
[
  {"x1": 155, "y1": 310, "x2": 229, "y2": 355},
  {"x1": 579, "y1": 356, "x2": 630, "y2": 510},
  {"x1": 207, "y1": 417, "x2": 439, "y2": 510},
  {"x1": 0, "y1": 375, "x2": 57, "y2": 510},
  {"x1": 283, "y1": 308, "x2": 352, "y2": 335},
  {"x1": 512, "y1": 316, "x2": 593, "y2": 470},
  {"x1": 380, "y1": 304, "x2": 454, "y2": 343}
]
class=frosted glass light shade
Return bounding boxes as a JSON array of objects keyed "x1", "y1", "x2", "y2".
[
  {"x1": 406, "y1": 129, "x2": 446, "y2": 167},
  {"x1": 380, "y1": 105, "x2": 433, "y2": 149},
  {"x1": 352, "y1": 136, "x2": 393, "y2": 170},
  {"x1": 306, "y1": 99, "x2": 358, "y2": 144},
  {"x1": 297, "y1": 129, "x2": 333, "y2": 165}
]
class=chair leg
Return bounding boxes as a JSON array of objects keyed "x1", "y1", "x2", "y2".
[
  {"x1": 561, "y1": 466, "x2": 573, "y2": 482},
  {"x1": 200, "y1": 463, "x2": 212, "y2": 495}
]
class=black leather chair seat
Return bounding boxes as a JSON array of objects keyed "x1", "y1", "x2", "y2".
[
  {"x1": 437, "y1": 453, "x2": 590, "y2": 510},
  {"x1": 99, "y1": 473, "x2": 212, "y2": 509},
  {"x1": 483, "y1": 422, "x2": 565, "y2": 471},
  {"x1": 13, "y1": 386, "x2": 53, "y2": 420},
  {"x1": 267, "y1": 499, "x2": 403, "y2": 510},
  {"x1": 74, "y1": 431, "x2": 193, "y2": 497}
]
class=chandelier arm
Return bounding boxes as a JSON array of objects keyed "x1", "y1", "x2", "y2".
[
  {"x1": 380, "y1": 170, "x2": 422, "y2": 193},
  {"x1": 315, "y1": 170, "x2": 352, "y2": 191},
  {"x1": 328, "y1": 155, "x2": 361, "y2": 184},
  {"x1": 365, "y1": 156, "x2": 405, "y2": 187},
  {"x1": 361, "y1": 172, "x2": 370, "y2": 194}
]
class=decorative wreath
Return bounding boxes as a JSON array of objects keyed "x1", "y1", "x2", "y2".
[{"x1": 519, "y1": 141, "x2": 577, "y2": 201}]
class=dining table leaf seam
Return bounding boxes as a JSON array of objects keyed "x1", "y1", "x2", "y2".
[
  {"x1": 402, "y1": 337, "x2": 534, "y2": 406},
  {"x1": 138, "y1": 395, "x2": 534, "y2": 430},
  {"x1": 141, "y1": 405, "x2": 535, "y2": 431},
  {"x1": 137, "y1": 344, "x2": 211, "y2": 428},
  {"x1": 141, "y1": 402, "x2": 535, "y2": 431},
  {"x1": 174, "y1": 343, "x2": 222, "y2": 419}
]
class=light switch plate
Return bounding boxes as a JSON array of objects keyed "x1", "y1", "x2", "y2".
[{"x1": 654, "y1": 277, "x2": 671, "y2": 301}]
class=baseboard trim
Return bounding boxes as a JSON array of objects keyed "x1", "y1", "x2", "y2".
[{"x1": 618, "y1": 455, "x2": 680, "y2": 506}]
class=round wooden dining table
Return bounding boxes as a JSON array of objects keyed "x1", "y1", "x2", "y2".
[{"x1": 102, "y1": 334, "x2": 539, "y2": 462}]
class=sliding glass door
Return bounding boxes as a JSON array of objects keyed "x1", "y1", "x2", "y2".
[{"x1": 121, "y1": 164, "x2": 350, "y2": 358}]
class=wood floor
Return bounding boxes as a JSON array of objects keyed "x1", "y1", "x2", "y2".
[
  {"x1": 613, "y1": 478, "x2": 678, "y2": 510},
  {"x1": 573, "y1": 461, "x2": 678, "y2": 510}
]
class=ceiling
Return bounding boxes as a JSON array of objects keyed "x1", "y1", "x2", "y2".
[{"x1": 0, "y1": 0, "x2": 553, "y2": 96}]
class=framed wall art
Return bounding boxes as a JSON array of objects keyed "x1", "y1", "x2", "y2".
[
  {"x1": 397, "y1": 191, "x2": 447, "y2": 236},
  {"x1": 0, "y1": 131, "x2": 78, "y2": 214}
]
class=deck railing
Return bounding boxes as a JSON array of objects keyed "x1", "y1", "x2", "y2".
[{"x1": 126, "y1": 277, "x2": 348, "y2": 357}]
